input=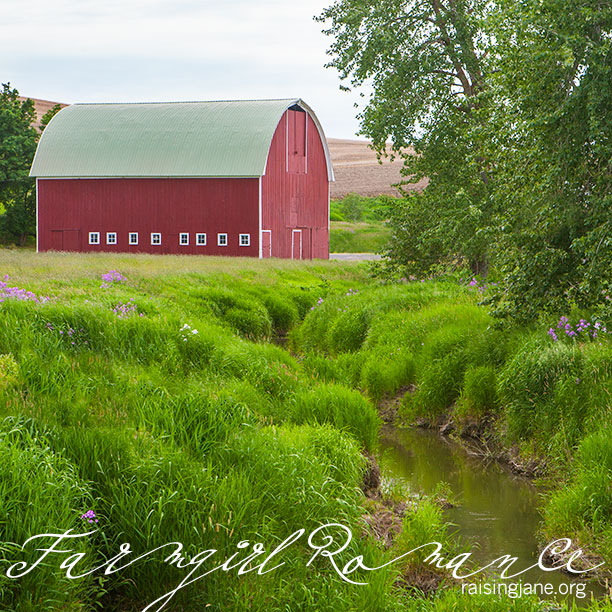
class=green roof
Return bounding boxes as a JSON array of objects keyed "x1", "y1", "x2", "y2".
[{"x1": 30, "y1": 99, "x2": 334, "y2": 179}]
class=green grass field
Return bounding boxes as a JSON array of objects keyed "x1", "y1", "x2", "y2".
[
  {"x1": 1, "y1": 251, "x2": 612, "y2": 611},
  {"x1": 329, "y1": 221, "x2": 391, "y2": 253}
]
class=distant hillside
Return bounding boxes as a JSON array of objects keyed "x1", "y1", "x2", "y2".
[
  {"x1": 19, "y1": 97, "x2": 426, "y2": 197},
  {"x1": 17, "y1": 96, "x2": 68, "y2": 131},
  {"x1": 327, "y1": 138, "x2": 426, "y2": 199}
]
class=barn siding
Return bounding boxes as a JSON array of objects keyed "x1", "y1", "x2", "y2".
[
  {"x1": 261, "y1": 110, "x2": 329, "y2": 259},
  {"x1": 37, "y1": 178, "x2": 260, "y2": 256}
]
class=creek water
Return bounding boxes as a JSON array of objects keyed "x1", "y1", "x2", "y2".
[{"x1": 378, "y1": 425, "x2": 606, "y2": 606}]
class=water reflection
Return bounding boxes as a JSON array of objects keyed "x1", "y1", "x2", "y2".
[{"x1": 379, "y1": 425, "x2": 604, "y2": 604}]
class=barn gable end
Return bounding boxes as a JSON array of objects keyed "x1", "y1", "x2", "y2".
[{"x1": 261, "y1": 107, "x2": 330, "y2": 259}]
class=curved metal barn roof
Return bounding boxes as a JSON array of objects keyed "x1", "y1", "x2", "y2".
[{"x1": 30, "y1": 99, "x2": 334, "y2": 180}]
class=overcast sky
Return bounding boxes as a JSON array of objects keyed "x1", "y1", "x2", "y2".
[{"x1": 2, "y1": 0, "x2": 367, "y2": 139}]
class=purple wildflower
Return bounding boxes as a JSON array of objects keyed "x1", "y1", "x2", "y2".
[
  {"x1": 80, "y1": 509, "x2": 99, "y2": 524},
  {"x1": 0, "y1": 276, "x2": 49, "y2": 304},
  {"x1": 113, "y1": 299, "x2": 138, "y2": 319},
  {"x1": 101, "y1": 270, "x2": 127, "y2": 289}
]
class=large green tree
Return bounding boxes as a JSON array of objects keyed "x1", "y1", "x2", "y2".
[
  {"x1": 317, "y1": 0, "x2": 497, "y2": 273},
  {"x1": 0, "y1": 84, "x2": 39, "y2": 245},
  {"x1": 485, "y1": 0, "x2": 612, "y2": 318},
  {"x1": 320, "y1": 0, "x2": 612, "y2": 317}
]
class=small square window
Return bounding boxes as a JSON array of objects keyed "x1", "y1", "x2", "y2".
[
  {"x1": 129, "y1": 232, "x2": 139, "y2": 245},
  {"x1": 88, "y1": 232, "x2": 100, "y2": 245},
  {"x1": 179, "y1": 233, "x2": 189, "y2": 246},
  {"x1": 196, "y1": 233, "x2": 207, "y2": 246},
  {"x1": 151, "y1": 232, "x2": 162, "y2": 245},
  {"x1": 239, "y1": 233, "x2": 250, "y2": 247},
  {"x1": 217, "y1": 233, "x2": 228, "y2": 246},
  {"x1": 106, "y1": 232, "x2": 117, "y2": 245}
]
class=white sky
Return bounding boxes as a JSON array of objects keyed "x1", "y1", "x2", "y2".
[{"x1": 2, "y1": 0, "x2": 367, "y2": 139}]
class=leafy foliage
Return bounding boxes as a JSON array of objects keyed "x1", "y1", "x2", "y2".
[
  {"x1": 318, "y1": 0, "x2": 495, "y2": 275},
  {"x1": 0, "y1": 86, "x2": 62, "y2": 246},
  {"x1": 319, "y1": 0, "x2": 612, "y2": 318},
  {"x1": 0, "y1": 84, "x2": 37, "y2": 184},
  {"x1": 0, "y1": 84, "x2": 39, "y2": 246},
  {"x1": 487, "y1": 0, "x2": 612, "y2": 319}
]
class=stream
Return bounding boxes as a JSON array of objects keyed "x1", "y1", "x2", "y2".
[{"x1": 379, "y1": 426, "x2": 606, "y2": 606}]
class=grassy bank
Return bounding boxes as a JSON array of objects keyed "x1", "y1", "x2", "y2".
[
  {"x1": 290, "y1": 278, "x2": 612, "y2": 579},
  {"x1": 0, "y1": 253, "x2": 384, "y2": 611}
]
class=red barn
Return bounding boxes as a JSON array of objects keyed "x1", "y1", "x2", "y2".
[{"x1": 30, "y1": 99, "x2": 334, "y2": 258}]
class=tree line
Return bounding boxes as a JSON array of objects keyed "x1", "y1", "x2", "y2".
[
  {"x1": 318, "y1": 0, "x2": 612, "y2": 319},
  {"x1": 0, "y1": 84, "x2": 61, "y2": 246}
]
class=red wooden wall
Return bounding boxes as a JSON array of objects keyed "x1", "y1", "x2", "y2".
[
  {"x1": 261, "y1": 109, "x2": 329, "y2": 259},
  {"x1": 37, "y1": 178, "x2": 260, "y2": 256}
]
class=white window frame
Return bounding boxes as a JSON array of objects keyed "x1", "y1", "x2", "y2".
[
  {"x1": 179, "y1": 232, "x2": 189, "y2": 246},
  {"x1": 239, "y1": 233, "x2": 251, "y2": 247},
  {"x1": 196, "y1": 233, "x2": 207, "y2": 246},
  {"x1": 106, "y1": 232, "x2": 117, "y2": 245},
  {"x1": 217, "y1": 233, "x2": 228, "y2": 247},
  {"x1": 151, "y1": 232, "x2": 162, "y2": 246},
  {"x1": 88, "y1": 232, "x2": 100, "y2": 245},
  {"x1": 129, "y1": 232, "x2": 139, "y2": 245}
]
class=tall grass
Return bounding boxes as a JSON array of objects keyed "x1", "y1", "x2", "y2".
[
  {"x1": 0, "y1": 418, "x2": 94, "y2": 611},
  {"x1": 292, "y1": 285, "x2": 508, "y2": 420},
  {"x1": 544, "y1": 427, "x2": 612, "y2": 567},
  {"x1": 499, "y1": 338, "x2": 612, "y2": 453},
  {"x1": 290, "y1": 384, "x2": 381, "y2": 451},
  {"x1": 0, "y1": 252, "x2": 409, "y2": 611}
]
